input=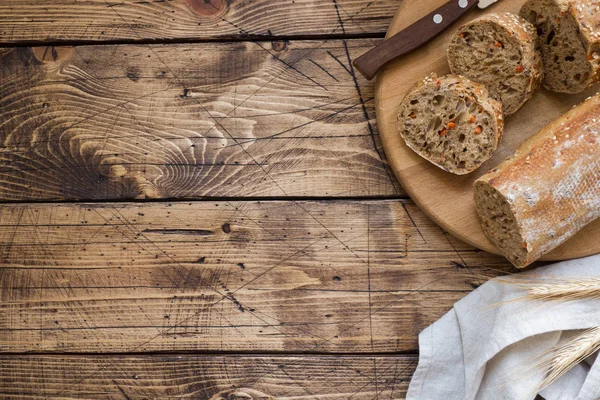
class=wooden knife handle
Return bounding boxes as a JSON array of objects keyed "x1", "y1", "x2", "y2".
[{"x1": 353, "y1": 0, "x2": 480, "y2": 80}]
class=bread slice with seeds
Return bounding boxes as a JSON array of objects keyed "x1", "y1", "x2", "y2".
[
  {"x1": 448, "y1": 12, "x2": 543, "y2": 115},
  {"x1": 397, "y1": 74, "x2": 504, "y2": 175},
  {"x1": 474, "y1": 93, "x2": 600, "y2": 268},
  {"x1": 520, "y1": 0, "x2": 600, "y2": 93}
]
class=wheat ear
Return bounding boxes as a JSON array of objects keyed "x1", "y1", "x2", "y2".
[
  {"x1": 534, "y1": 327, "x2": 600, "y2": 392},
  {"x1": 497, "y1": 277, "x2": 600, "y2": 303}
]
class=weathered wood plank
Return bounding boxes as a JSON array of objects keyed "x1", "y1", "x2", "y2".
[
  {"x1": 0, "y1": 40, "x2": 401, "y2": 201},
  {"x1": 0, "y1": 200, "x2": 515, "y2": 353},
  {"x1": 0, "y1": 354, "x2": 416, "y2": 399},
  {"x1": 0, "y1": 0, "x2": 400, "y2": 44}
]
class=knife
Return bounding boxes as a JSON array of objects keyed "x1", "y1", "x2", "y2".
[{"x1": 353, "y1": 0, "x2": 499, "y2": 80}]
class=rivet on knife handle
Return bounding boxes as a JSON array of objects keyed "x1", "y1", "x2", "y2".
[{"x1": 353, "y1": 0, "x2": 481, "y2": 80}]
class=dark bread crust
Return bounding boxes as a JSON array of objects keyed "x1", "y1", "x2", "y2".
[
  {"x1": 398, "y1": 73, "x2": 504, "y2": 175},
  {"x1": 448, "y1": 12, "x2": 543, "y2": 115}
]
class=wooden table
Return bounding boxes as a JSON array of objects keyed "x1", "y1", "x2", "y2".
[{"x1": 0, "y1": 1, "x2": 517, "y2": 398}]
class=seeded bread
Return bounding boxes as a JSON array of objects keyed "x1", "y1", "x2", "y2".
[
  {"x1": 474, "y1": 93, "x2": 600, "y2": 268},
  {"x1": 520, "y1": 0, "x2": 600, "y2": 93},
  {"x1": 397, "y1": 74, "x2": 504, "y2": 175},
  {"x1": 448, "y1": 12, "x2": 543, "y2": 115}
]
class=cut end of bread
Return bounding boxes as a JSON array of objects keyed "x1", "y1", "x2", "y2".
[
  {"x1": 474, "y1": 180, "x2": 529, "y2": 268},
  {"x1": 398, "y1": 74, "x2": 503, "y2": 175}
]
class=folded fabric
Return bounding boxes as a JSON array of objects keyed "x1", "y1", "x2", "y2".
[{"x1": 407, "y1": 254, "x2": 600, "y2": 400}]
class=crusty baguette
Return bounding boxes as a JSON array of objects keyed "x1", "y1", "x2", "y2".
[
  {"x1": 474, "y1": 93, "x2": 600, "y2": 268},
  {"x1": 448, "y1": 12, "x2": 543, "y2": 115},
  {"x1": 520, "y1": 0, "x2": 600, "y2": 93},
  {"x1": 398, "y1": 73, "x2": 504, "y2": 175}
]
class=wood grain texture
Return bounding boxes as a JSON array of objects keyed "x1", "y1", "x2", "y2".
[
  {"x1": 375, "y1": 0, "x2": 600, "y2": 259},
  {"x1": 0, "y1": 0, "x2": 400, "y2": 44},
  {"x1": 0, "y1": 40, "x2": 401, "y2": 200},
  {"x1": 0, "y1": 354, "x2": 415, "y2": 399},
  {"x1": 0, "y1": 200, "x2": 515, "y2": 353}
]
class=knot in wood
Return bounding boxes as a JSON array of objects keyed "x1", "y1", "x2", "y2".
[
  {"x1": 108, "y1": 165, "x2": 128, "y2": 178},
  {"x1": 187, "y1": 0, "x2": 228, "y2": 17},
  {"x1": 271, "y1": 40, "x2": 289, "y2": 52},
  {"x1": 31, "y1": 46, "x2": 73, "y2": 68},
  {"x1": 209, "y1": 388, "x2": 273, "y2": 400}
]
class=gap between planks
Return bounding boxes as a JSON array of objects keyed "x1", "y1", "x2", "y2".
[
  {"x1": 0, "y1": 351, "x2": 420, "y2": 357},
  {"x1": 0, "y1": 195, "x2": 410, "y2": 205},
  {"x1": 0, "y1": 32, "x2": 386, "y2": 48}
]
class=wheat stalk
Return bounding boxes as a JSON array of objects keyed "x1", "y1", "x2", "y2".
[
  {"x1": 495, "y1": 276, "x2": 600, "y2": 394},
  {"x1": 497, "y1": 276, "x2": 600, "y2": 304},
  {"x1": 533, "y1": 327, "x2": 600, "y2": 393},
  {"x1": 527, "y1": 278, "x2": 600, "y2": 301}
]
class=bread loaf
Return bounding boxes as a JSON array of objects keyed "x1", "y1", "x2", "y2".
[
  {"x1": 397, "y1": 74, "x2": 504, "y2": 175},
  {"x1": 520, "y1": 0, "x2": 600, "y2": 93},
  {"x1": 474, "y1": 93, "x2": 600, "y2": 268},
  {"x1": 448, "y1": 12, "x2": 543, "y2": 115}
]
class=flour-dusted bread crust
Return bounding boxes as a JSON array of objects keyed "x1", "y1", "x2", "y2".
[
  {"x1": 474, "y1": 93, "x2": 600, "y2": 268},
  {"x1": 398, "y1": 74, "x2": 504, "y2": 175},
  {"x1": 448, "y1": 12, "x2": 543, "y2": 115},
  {"x1": 520, "y1": 0, "x2": 600, "y2": 93}
]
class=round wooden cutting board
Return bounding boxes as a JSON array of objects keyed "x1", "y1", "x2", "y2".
[{"x1": 375, "y1": 0, "x2": 600, "y2": 260}]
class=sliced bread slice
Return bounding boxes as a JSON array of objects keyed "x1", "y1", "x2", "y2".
[
  {"x1": 397, "y1": 74, "x2": 504, "y2": 175},
  {"x1": 520, "y1": 0, "x2": 600, "y2": 93},
  {"x1": 448, "y1": 12, "x2": 543, "y2": 115}
]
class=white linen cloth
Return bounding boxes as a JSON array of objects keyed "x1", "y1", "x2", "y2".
[{"x1": 407, "y1": 254, "x2": 600, "y2": 400}]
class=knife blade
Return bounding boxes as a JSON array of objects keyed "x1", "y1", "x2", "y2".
[{"x1": 353, "y1": 0, "x2": 499, "y2": 80}]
